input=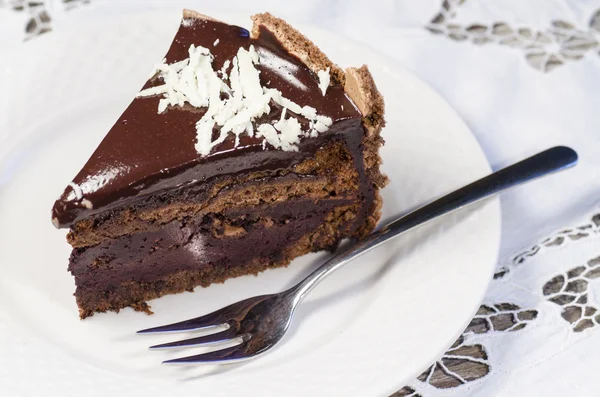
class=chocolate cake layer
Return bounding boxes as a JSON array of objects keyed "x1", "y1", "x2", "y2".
[
  {"x1": 67, "y1": 138, "x2": 364, "y2": 248},
  {"x1": 71, "y1": 199, "x2": 355, "y2": 316}
]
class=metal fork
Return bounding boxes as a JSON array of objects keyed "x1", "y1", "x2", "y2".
[{"x1": 137, "y1": 146, "x2": 578, "y2": 365}]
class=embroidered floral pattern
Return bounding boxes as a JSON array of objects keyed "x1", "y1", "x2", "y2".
[
  {"x1": 394, "y1": 206, "x2": 600, "y2": 395},
  {"x1": 391, "y1": 386, "x2": 422, "y2": 397},
  {"x1": 416, "y1": 335, "x2": 489, "y2": 389},
  {"x1": 496, "y1": 211, "x2": 600, "y2": 278},
  {"x1": 427, "y1": 0, "x2": 600, "y2": 72},
  {"x1": 543, "y1": 255, "x2": 600, "y2": 332},
  {"x1": 0, "y1": 0, "x2": 89, "y2": 39},
  {"x1": 394, "y1": 303, "x2": 537, "y2": 394}
]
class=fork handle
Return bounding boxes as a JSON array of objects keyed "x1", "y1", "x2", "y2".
[{"x1": 291, "y1": 146, "x2": 578, "y2": 304}]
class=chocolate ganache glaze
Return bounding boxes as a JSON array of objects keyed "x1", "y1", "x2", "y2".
[{"x1": 52, "y1": 17, "x2": 366, "y2": 228}]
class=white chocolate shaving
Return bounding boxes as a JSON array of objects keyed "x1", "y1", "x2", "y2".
[
  {"x1": 181, "y1": 18, "x2": 195, "y2": 27},
  {"x1": 317, "y1": 67, "x2": 330, "y2": 96},
  {"x1": 68, "y1": 182, "x2": 83, "y2": 200},
  {"x1": 138, "y1": 44, "x2": 333, "y2": 156}
]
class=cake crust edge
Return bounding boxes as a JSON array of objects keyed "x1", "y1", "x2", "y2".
[
  {"x1": 182, "y1": 9, "x2": 219, "y2": 22},
  {"x1": 249, "y1": 12, "x2": 388, "y2": 234},
  {"x1": 250, "y1": 12, "x2": 346, "y2": 85}
]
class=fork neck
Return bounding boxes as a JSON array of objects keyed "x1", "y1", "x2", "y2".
[{"x1": 289, "y1": 237, "x2": 379, "y2": 305}]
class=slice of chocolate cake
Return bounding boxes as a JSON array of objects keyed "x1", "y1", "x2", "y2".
[{"x1": 51, "y1": 10, "x2": 387, "y2": 319}]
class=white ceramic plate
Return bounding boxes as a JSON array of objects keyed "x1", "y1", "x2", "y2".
[{"x1": 0, "y1": 9, "x2": 500, "y2": 397}]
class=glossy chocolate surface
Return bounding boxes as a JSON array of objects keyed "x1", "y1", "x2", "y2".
[{"x1": 52, "y1": 17, "x2": 363, "y2": 228}]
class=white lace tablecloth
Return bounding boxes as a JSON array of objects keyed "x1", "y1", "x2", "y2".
[{"x1": 1, "y1": 0, "x2": 599, "y2": 396}]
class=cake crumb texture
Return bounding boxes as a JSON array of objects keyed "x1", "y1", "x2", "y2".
[{"x1": 75, "y1": 205, "x2": 356, "y2": 318}]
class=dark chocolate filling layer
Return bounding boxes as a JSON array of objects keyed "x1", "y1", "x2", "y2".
[
  {"x1": 52, "y1": 18, "x2": 367, "y2": 228},
  {"x1": 69, "y1": 198, "x2": 352, "y2": 292}
]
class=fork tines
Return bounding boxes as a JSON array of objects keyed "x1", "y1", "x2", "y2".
[
  {"x1": 137, "y1": 315, "x2": 252, "y2": 365},
  {"x1": 137, "y1": 316, "x2": 228, "y2": 335}
]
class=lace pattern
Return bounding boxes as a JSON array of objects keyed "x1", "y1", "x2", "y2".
[
  {"x1": 543, "y1": 255, "x2": 600, "y2": 333},
  {"x1": 0, "y1": 0, "x2": 88, "y2": 39},
  {"x1": 426, "y1": 0, "x2": 600, "y2": 72},
  {"x1": 395, "y1": 207, "x2": 600, "y2": 396}
]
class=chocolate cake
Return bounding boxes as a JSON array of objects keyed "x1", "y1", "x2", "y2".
[{"x1": 51, "y1": 10, "x2": 387, "y2": 319}]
